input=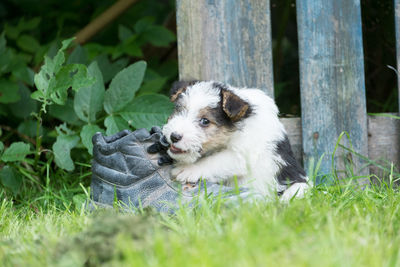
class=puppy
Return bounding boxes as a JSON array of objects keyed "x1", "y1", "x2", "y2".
[{"x1": 162, "y1": 81, "x2": 310, "y2": 201}]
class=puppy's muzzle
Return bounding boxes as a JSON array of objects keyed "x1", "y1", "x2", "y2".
[{"x1": 170, "y1": 132, "x2": 183, "y2": 143}]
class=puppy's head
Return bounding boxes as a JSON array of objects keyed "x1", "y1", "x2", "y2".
[{"x1": 162, "y1": 81, "x2": 252, "y2": 164}]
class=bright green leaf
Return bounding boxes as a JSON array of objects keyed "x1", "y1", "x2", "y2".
[
  {"x1": 104, "y1": 61, "x2": 146, "y2": 114},
  {"x1": 120, "y1": 94, "x2": 173, "y2": 130},
  {"x1": 48, "y1": 64, "x2": 94, "y2": 105},
  {"x1": 73, "y1": 61, "x2": 105, "y2": 123},
  {"x1": 33, "y1": 37, "x2": 77, "y2": 102},
  {"x1": 104, "y1": 115, "x2": 129, "y2": 136},
  {"x1": 1, "y1": 142, "x2": 30, "y2": 162},
  {"x1": 0, "y1": 141, "x2": 4, "y2": 155},
  {"x1": 53, "y1": 134, "x2": 79, "y2": 171},
  {"x1": 0, "y1": 79, "x2": 20, "y2": 103},
  {"x1": 0, "y1": 166, "x2": 22, "y2": 196},
  {"x1": 81, "y1": 124, "x2": 104, "y2": 155}
]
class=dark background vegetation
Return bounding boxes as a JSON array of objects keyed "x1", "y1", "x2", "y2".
[
  {"x1": 270, "y1": 0, "x2": 398, "y2": 114},
  {"x1": 0, "y1": 0, "x2": 397, "y2": 203},
  {"x1": 1, "y1": 0, "x2": 397, "y2": 114}
]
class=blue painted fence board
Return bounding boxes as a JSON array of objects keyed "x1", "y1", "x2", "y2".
[
  {"x1": 396, "y1": 0, "x2": 400, "y2": 112},
  {"x1": 176, "y1": 0, "x2": 274, "y2": 96},
  {"x1": 296, "y1": 0, "x2": 369, "y2": 180}
]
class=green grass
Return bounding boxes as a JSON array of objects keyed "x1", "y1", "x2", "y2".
[{"x1": 0, "y1": 179, "x2": 400, "y2": 267}]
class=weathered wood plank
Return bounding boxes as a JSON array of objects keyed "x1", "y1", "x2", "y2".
[
  {"x1": 281, "y1": 115, "x2": 400, "y2": 176},
  {"x1": 296, "y1": 1, "x2": 369, "y2": 181},
  {"x1": 395, "y1": 0, "x2": 400, "y2": 112},
  {"x1": 367, "y1": 115, "x2": 400, "y2": 176},
  {"x1": 176, "y1": 0, "x2": 274, "y2": 96}
]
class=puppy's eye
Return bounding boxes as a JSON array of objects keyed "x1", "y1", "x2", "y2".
[{"x1": 199, "y1": 118, "x2": 210, "y2": 126}]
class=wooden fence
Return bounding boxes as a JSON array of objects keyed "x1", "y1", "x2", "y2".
[{"x1": 175, "y1": 0, "x2": 400, "y2": 180}]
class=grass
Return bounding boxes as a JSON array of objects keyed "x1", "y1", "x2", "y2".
[{"x1": 0, "y1": 176, "x2": 400, "y2": 267}]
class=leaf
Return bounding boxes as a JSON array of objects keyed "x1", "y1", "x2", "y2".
[
  {"x1": 137, "y1": 77, "x2": 167, "y2": 95},
  {"x1": 81, "y1": 124, "x2": 104, "y2": 155},
  {"x1": 67, "y1": 45, "x2": 88, "y2": 65},
  {"x1": 55, "y1": 123, "x2": 75, "y2": 136},
  {"x1": 49, "y1": 98, "x2": 82, "y2": 126},
  {"x1": 94, "y1": 54, "x2": 129, "y2": 83},
  {"x1": 49, "y1": 64, "x2": 94, "y2": 103},
  {"x1": 10, "y1": 83, "x2": 37, "y2": 118},
  {"x1": 16, "y1": 34, "x2": 41, "y2": 53},
  {"x1": 12, "y1": 66, "x2": 34, "y2": 85},
  {"x1": 1, "y1": 142, "x2": 31, "y2": 162},
  {"x1": 0, "y1": 141, "x2": 4, "y2": 155},
  {"x1": 118, "y1": 25, "x2": 134, "y2": 42},
  {"x1": 142, "y1": 26, "x2": 176, "y2": 47},
  {"x1": 134, "y1": 17, "x2": 156, "y2": 34},
  {"x1": 0, "y1": 166, "x2": 22, "y2": 196},
  {"x1": 73, "y1": 61, "x2": 105, "y2": 123},
  {"x1": 103, "y1": 61, "x2": 146, "y2": 114},
  {"x1": 4, "y1": 24, "x2": 20, "y2": 40},
  {"x1": 33, "y1": 37, "x2": 77, "y2": 104},
  {"x1": 104, "y1": 115, "x2": 129, "y2": 136},
  {"x1": 53, "y1": 134, "x2": 79, "y2": 171},
  {"x1": 0, "y1": 79, "x2": 21, "y2": 103},
  {"x1": 0, "y1": 33, "x2": 12, "y2": 75},
  {"x1": 73, "y1": 193, "x2": 87, "y2": 210},
  {"x1": 118, "y1": 37, "x2": 142, "y2": 58},
  {"x1": 17, "y1": 120, "x2": 42, "y2": 138},
  {"x1": 120, "y1": 94, "x2": 173, "y2": 130},
  {"x1": 18, "y1": 17, "x2": 41, "y2": 31}
]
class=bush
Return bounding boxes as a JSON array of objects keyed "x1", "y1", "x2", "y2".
[{"x1": 0, "y1": 0, "x2": 177, "y2": 200}]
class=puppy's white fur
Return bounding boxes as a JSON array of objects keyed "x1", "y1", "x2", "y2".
[{"x1": 163, "y1": 81, "x2": 310, "y2": 200}]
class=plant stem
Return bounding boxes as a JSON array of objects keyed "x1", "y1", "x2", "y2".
[{"x1": 34, "y1": 108, "x2": 43, "y2": 169}]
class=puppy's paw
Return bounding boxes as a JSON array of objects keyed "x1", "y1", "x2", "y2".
[{"x1": 171, "y1": 165, "x2": 203, "y2": 184}]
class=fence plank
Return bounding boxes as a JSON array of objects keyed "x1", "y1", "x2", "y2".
[
  {"x1": 296, "y1": 0, "x2": 369, "y2": 181},
  {"x1": 396, "y1": 0, "x2": 400, "y2": 112},
  {"x1": 176, "y1": 0, "x2": 274, "y2": 96},
  {"x1": 281, "y1": 116, "x2": 400, "y2": 176}
]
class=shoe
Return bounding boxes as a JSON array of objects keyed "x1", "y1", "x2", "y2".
[{"x1": 89, "y1": 127, "x2": 251, "y2": 212}]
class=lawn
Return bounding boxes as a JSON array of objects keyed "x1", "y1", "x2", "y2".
[{"x1": 0, "y1": 176, "x2": 399, "y2": 267}]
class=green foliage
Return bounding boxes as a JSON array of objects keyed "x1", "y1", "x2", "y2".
[
  {"x1": 0, "y1": 0, "x2": 178, "y2": 197},
  {"x1": 1, "y1": 142, "x2": 30, "y2": 162},
  {"x1": 0, "y1": 0, "x2": 177, "y2": 199},
  {"x1": 103, "y1": 61, "x2": 146, "y2": 114},
  {"x1": 73, "y1": 62, "x2": 105, "y2": 123}
]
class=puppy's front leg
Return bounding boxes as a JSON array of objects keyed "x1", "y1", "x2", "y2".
[{"x1": 172, "y1": 150, "x2": 247, "y2": 184}]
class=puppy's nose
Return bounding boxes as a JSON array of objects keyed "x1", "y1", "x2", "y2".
[{"x1": 170, "y1": 132, "x2": 182, "y2": 143}]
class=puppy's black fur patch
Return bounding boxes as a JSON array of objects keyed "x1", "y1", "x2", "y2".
[
  {"x1": 213, "y1": 82, "x2": 253, "y2": 122},
  {"x1": 209, "y1": 106, "x2": 235, "y2": 128},
  {"x1": 275, "y1": 135, "x2": 307, "y2": 186},
  {"x1": 170, "y1": 80, "x2": 198, "y2": 101}
]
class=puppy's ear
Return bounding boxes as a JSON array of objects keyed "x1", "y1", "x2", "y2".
[
  {"x1": 221, "y1": 89, "x2": 251, "y2": 122},
  {"x1": 170, "y1": 80, "x2": 198, "y2": 102}
]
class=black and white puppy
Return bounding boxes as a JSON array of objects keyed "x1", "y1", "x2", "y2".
[{"x1": 162, "y1": 81, "x2": 309, "y2": 201}]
